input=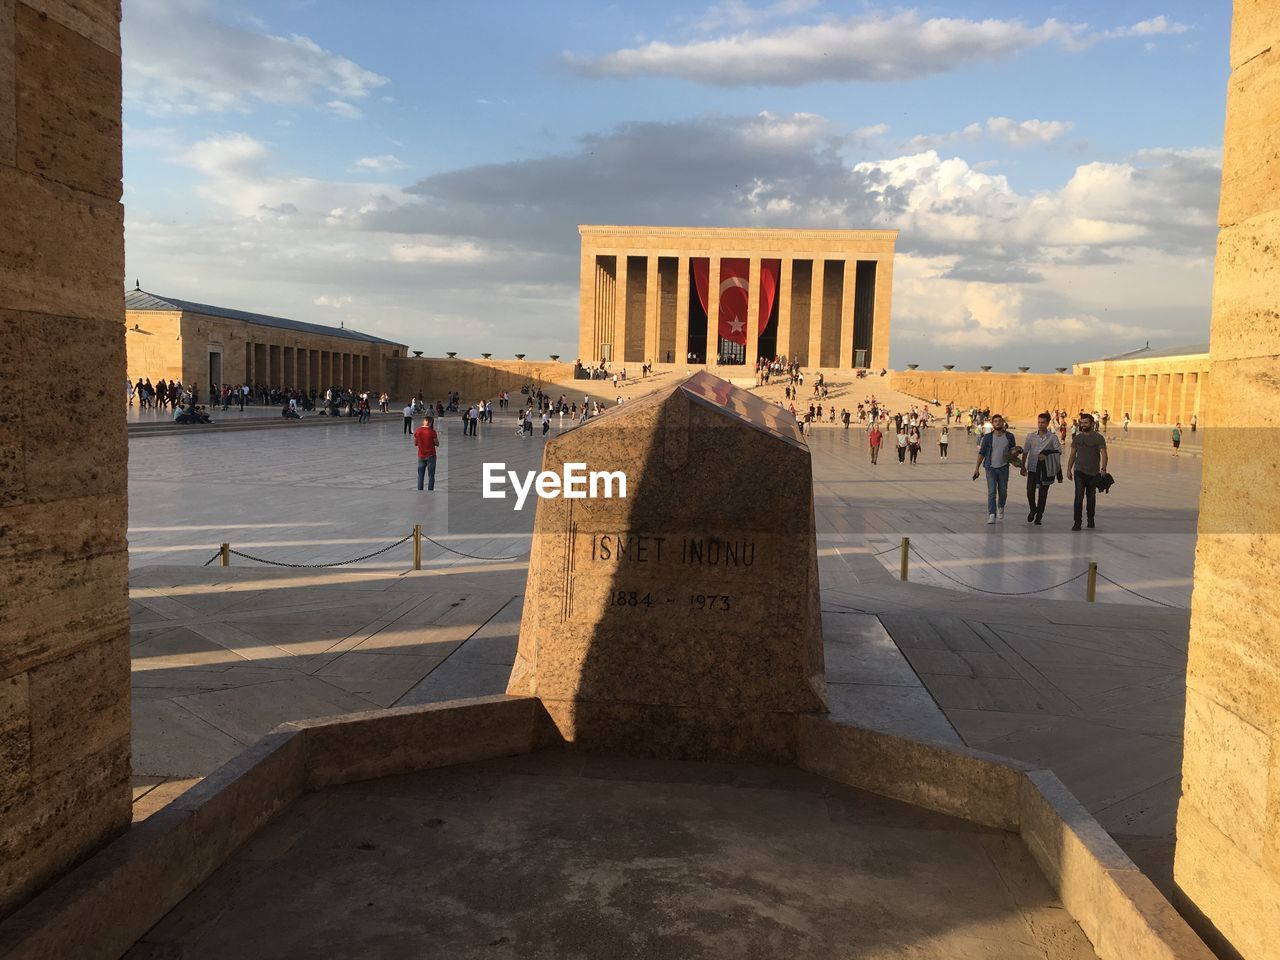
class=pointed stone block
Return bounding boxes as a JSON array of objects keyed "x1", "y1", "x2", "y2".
[{"x1": 509, "y1": 372, "x2": 825, "y2": 761}]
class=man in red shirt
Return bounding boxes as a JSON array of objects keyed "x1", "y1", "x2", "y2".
[
  {"x1": 868, "y1": 424, "x2": 882, "y2": 465},
  {"x1": 413, "y1": 416, "x2": 439, "y2": 491}
]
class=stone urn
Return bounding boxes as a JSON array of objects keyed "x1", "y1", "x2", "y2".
[
  {"x1": 980, "y1": 365, "x2": 992, "y2": 373},
  {"x1": 1018, "y1": 366, "x2": 1030, "y2": 373},
  {"x1": 1055, "y1": 367, "x2": 1068, "y2": 374},
  {"x1": 907, "y1": 363, "x2": 919, "y2": 371},
  {"x1": 550, "y1": 354, "x2": 560, "y2": 362},
  {"x1": 481, "y1": 352, "x2": 492, "y2": 359},
  {"x1": 943, "y1": 364, "x2": 955, "y2": 372},
  {"x1": 515, "y1": 354, "x2": 526, "y2": 361},
  {"x1": 446, "y1": 351, "x2": 457, "y2": 359},
  {"x1": 412, "y1": 350, "x2": 423, "y2": 358}
]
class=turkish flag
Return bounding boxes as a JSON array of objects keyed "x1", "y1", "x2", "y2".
[{"x1": 692, "y1": 259, "x2": 779, "y2": 346}]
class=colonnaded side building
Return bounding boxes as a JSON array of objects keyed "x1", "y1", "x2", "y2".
[
  {"x1": 578, "y1": 225, "x2": 896, "y2": 371},
  {"x1": 123, "y1": 288, "x2": 407, "y2": 392}
]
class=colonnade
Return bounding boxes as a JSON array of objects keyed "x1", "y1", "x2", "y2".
[
  {"x1": 578, "y1": 228, "x2": 897, "y2": 371},
  {"x1": 1106, "y1": 367, "x2": 1208, "y2": 424},
  {"x1": 244, "y1": 342, "x2": 373, "y2": 391}
]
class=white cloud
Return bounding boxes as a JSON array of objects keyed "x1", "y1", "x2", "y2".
[
  {"x1": 986, "y1": 117, "x2": 1074, "y2": 147},
  {"x1": 123, "y1": 0, "x2": 389, "y2": 115},
  {"x1": 313, "y1": 294, "x2": 353, "y2": 308},
  {"x1": 567, "y1": 12, "x2": 1187, "y2": 86},
  {"x1": 354, "y1": 154, "x2": 408, "y2": 173},
  {"x1": 1102, "y1": 15, "x2": 1190, "y2": 39},
  {"x1": 905, "y1": 123, "x2": 984, "y2": 152},
  {"x1": 389, "y1": 241, "x2": 487, "y2": 264},
  {"x1": 906, "y1": 117, "x2": 1071, "y2": 151},
  {"x1": 326, "y1": 100, "x2": 363, "y2": 120}
]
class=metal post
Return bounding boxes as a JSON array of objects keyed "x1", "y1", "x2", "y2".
[
  {"x1": 219, "y1": 543, "x2": 230, "y2": 567},
  {"x1": 412, "y1": 524, "x2": 422, "y2": 571},
  {"x1": 1086, "y1": 561, "x2": 1097, "y2": 603},
  {"x1": 900, "y1": 536, "x2": 909, "y2": 582}
]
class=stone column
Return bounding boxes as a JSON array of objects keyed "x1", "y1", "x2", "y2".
[
  {"x1": 809, "y1": 258, "x2": 826, "y2": 368},
  {"x1": 872, "y1": 256, "x2": 894, "y2": 371},
  {"x1": 578, "y1": 245, "x2": 595, "y2": 363},
  {"x1": 675, "y1": 256, "x2": 690, "y2": 365},
  {"x1": 838, "y1": 258, "x2": 856, "y2": 369},
  {"x1": 1174, "y1": 8, "x2": 1280, "y2": 956},
  {"x1": 745, "y1": 255, "x2": 761, "y2": 371},
  {"x1": 613, "y1": 254, "x2": 628, "y2": 367},
  {"x1": 707, "y1": 257, "x2": 720, "y2": 366},
  {"x1": 644, "y1": 254, "x2": 659, "y2": 365},
  {"x1": 0, "y1": 0, "x2": 130, "y2": 919},
  {"x1": 777, "y1": 258, "x2": 793, "y2": 360}
]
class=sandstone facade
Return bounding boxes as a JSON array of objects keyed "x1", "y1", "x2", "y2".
[
  {"x1": 0, "y1": 0, "x2": 131, "y2": 919},
  {"x1": 124, "y1": 290, "x2": 407, "y2": 393},
  {"x1": 1173, "y1": 4, "x2": 1280, "y2": 957},
  {"x1": 578, "y1": 225, "x2": 896, "y2": 371},
  {"x1": 889, "y1": 346, "x2": 1211, "y2": 426}
]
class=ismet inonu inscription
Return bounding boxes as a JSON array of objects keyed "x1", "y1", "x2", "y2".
[
  {"x1": 588, "y1": 534, "x2": 756, "y2": 612},
  {"x1": 508, "y1": 371, "x2": 826, "y2": 761}
]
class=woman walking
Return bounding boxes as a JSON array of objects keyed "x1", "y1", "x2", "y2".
[
  {"x1": 939, "y1": 426, "x2": 950, "y2": 460},
  {"x1": 896, "y1": 428, "x2": 908, "y2": 463},
  {"x1": 908, "y1": 428, "x2": 921, "y2": 465}
]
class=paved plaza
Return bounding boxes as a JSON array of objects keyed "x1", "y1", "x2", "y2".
[
  {"x1": 128, "y1": 409, "x2": 1200, "y2": 605},
  {"x1": 128, "y1": 411, "x2": 1203, "y2": 893}
]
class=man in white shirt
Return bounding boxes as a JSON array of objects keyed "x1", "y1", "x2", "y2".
[
  {"x1": 403, "y1": 403, "x2": 414, "y2": 435},
  {"x1": 1021, "y1": 412, "x2": 1061, "y2": 526}
]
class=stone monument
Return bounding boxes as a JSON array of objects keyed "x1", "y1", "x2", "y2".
[{"x1": 508, "y1": 371, "x2": 826, "y2": 760}]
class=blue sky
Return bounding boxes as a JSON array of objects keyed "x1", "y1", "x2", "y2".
[{"x1": 122, "y1": 1, "x2": 1232, "y2": 370}]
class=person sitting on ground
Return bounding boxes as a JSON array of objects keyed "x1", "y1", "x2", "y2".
[{"x1": 282, "y1": 402, "x2": 300, "y2": 420}]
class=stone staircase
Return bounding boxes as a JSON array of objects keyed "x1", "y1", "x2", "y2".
[{"x1": 746, "y1": 373, "x2": 934, "y2": 425}]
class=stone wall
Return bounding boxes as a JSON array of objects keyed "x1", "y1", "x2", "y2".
[
  {"x1": 888, "y1": 371, "x2": 1095, "y2": 421},
  {"x1": 0, "y1": 0, "x2": 131, "y2": 920},
  {"x1": 1173, "y1": 4, "x2": 1280, "y2": 957},
  {"x1": 389, "y1": 357, "x2": 580, "y2": 403}
]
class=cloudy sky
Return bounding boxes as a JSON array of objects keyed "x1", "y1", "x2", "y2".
[{"x1": 122, "y1": 0, "x2": 1230, "y2": 371}]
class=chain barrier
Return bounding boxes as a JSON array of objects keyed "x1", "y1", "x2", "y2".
[
  {"x1": 419, "y1": 534, "x2": 526, "y2": 562},
  {"x1": 200, "y1": 530, "x2": 525, "y2": 569},
  {"x1": 226, "y1": 534, "x2": 413, "y2": 569},
  {"x1": 1097, "y1": 573, "x2": 1183, "y2": 608},
  {"x1": 907, "y1": 544, "x2": 1090, "y2": 596},
  {"x1": 896, "y1": 543, "x2": 1184, "y2": 606}
]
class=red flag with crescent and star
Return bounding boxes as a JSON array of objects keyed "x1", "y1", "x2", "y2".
[{"x1": 692, "y1": 258, "x2": 779, "y2": 346}]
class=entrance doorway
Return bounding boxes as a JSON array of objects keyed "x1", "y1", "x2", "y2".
[{"x1": 208, "y1": 350, "x2": 223, "y2": 392}]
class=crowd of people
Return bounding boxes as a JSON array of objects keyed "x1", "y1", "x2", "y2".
[{"x1": 816, "y1": 392, "x2": 1122, "y2": 530}]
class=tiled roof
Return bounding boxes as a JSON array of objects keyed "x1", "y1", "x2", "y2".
[{"x1": 125, "y1": 289, "x2": 405, "y2": 348}]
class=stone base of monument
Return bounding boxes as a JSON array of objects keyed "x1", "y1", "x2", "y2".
[
  {"x1": 0, "y1": 697, "x2": 1211, "y2": 960},
  {"x1": 0, "y1": 375, "x2": 1211, "y2": 959}
]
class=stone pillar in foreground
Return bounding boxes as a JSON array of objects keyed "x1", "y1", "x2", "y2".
[
  {"x1": 0, "y1": 0, "x2": 130, "y2": 919},
  {"x1": 1173, "y1": 5, "x2": 1280, "y2": 957},
  {"x1": 509, "y1": 372, "x2": 826, "y2": 760}
]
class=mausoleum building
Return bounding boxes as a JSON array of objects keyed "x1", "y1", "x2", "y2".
[
  {"x1": 124, "y1": 288, "x2": 407, "y2": 392},
  {"x1": 578, "y1": 225, "x2": 896, "y2": 371}
]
